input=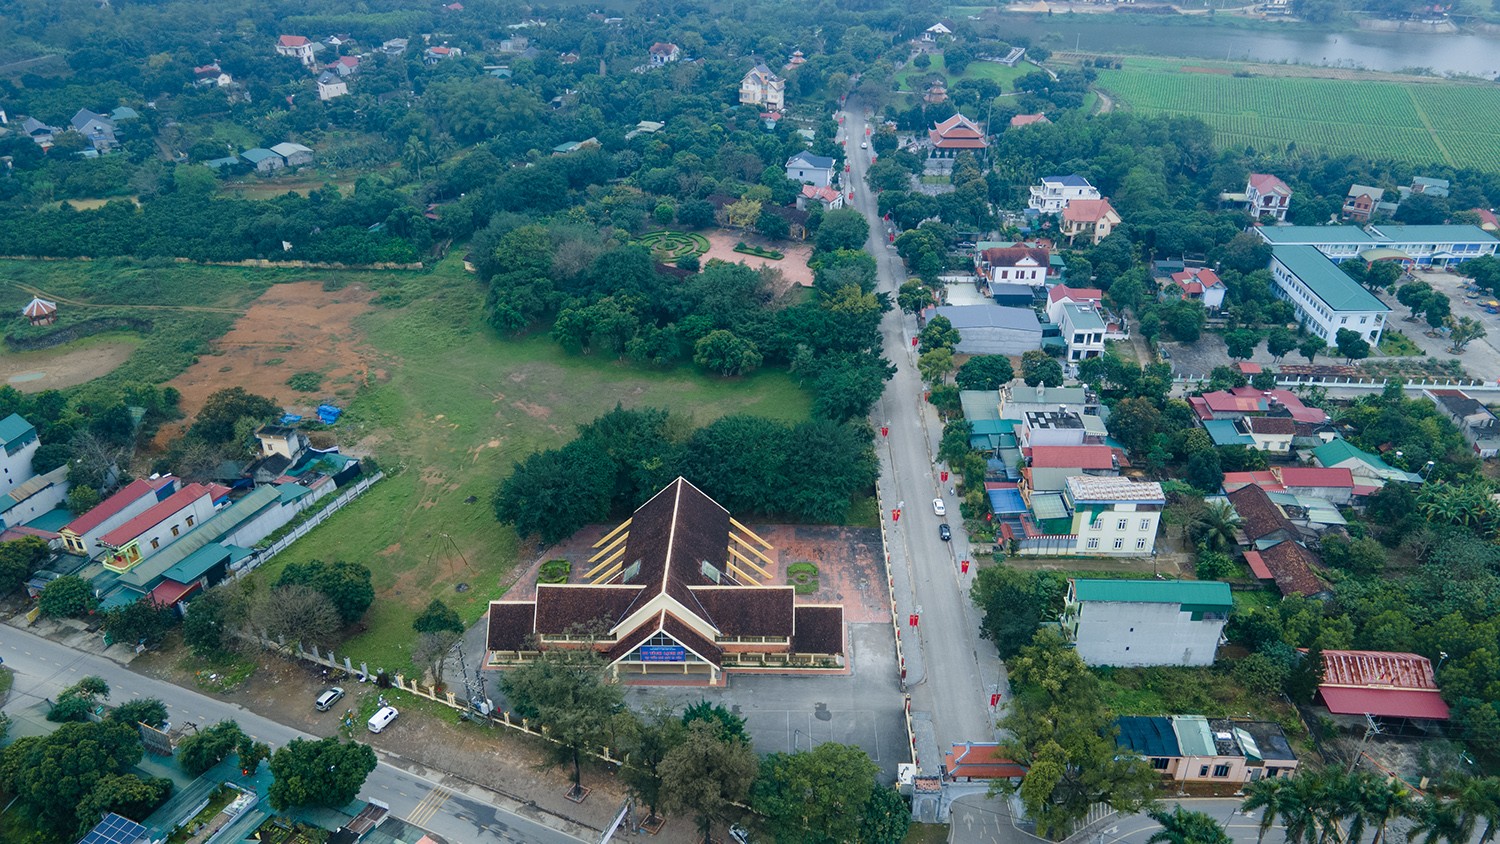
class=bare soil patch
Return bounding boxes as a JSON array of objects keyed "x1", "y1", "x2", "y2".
[
  {"x1": 702, "y1": 231, "x2": 814, "y2": 290},
  {"x1": 1, "y1": 338, "x2": 138, "y2": 392},
  {"x1": 165, "y1": 281, "x2": 378, "y2": 426}
]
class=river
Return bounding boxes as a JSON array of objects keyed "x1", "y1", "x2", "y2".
[{"x1": 996, "y1": 14, "x2": 1500, "y2": 77}]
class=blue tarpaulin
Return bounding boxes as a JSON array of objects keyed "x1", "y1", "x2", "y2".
[
  {"x1": 987, "y1": 487, "x2": 1028, "y2": 515},
  {"x1": 316, "y1": 404, "x2": 342, "y2": 424},
  {"x1": 280, "y1": 414, "x2": 303, "y2": 425}
]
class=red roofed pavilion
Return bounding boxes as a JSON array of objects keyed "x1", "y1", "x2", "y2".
[{"x1": 928, "y1": 113, "x2": 988, "y2": 158}]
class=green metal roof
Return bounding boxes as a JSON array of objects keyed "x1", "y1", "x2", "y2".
[
  {"x1": 1272, "y1": 245, "x2": 1390, "y2": 313},
  {"x1": 118, "y1": 487, "x2": 279, "y2": 589},
  {"x1": 970, "y1": 419, "x2": 1017, "y2": 436},
  {"x1": 1313, "y1": 438, "x2": 1386, "y2": 471},
  {"x1": 960, "y1": 391, "x2": 1003, "y2": 422},
  {"x1": 0, "y1": 413, "x2": 35, "y2": 448},
  {"x1": 1072, "y1": 578, "x2": 1233, "y2": 609},
  {"x1": 1204, "y1": 419, "x2": 1253, "y2": 447},
  {"x1": 1258, "y1": 226, "x2": 1375, "y2": 245},
  {"x1": 1172, "y1": 715, "x2": 1217, "y2": 757},
  {"x1": 24, "y1": 507, "x2": 74, "y2": 532},
  {"x1": 157, "y1": 543, "x2": 244, "y2": 585},
  {"x1": 1370, "y1": 224, "x2": 1499, "y2": 244}
]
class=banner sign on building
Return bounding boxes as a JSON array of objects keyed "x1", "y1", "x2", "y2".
[{"x1": 639, "y1": 645, "x2": 686, "y2": 662}]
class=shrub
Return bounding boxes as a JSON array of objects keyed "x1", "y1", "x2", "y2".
[
  {"x1": 286, "y1": 372, "x2": 323, "y2": 392},
  {"x1": 538, "y1": 559, "x2": 571, "y2": 584}
]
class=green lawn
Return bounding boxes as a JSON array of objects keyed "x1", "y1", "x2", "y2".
[
  {"x1": 896, "y1": 52, "x2": 1030, "y2": 93},
  {"x1": 1095, "y1": 58, "x2": 1500, "y2": 170},
  {"x1": 254, "y1": 255, "x2": 812, "y2": 669}
]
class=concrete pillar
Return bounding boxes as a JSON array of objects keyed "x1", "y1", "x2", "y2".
[
  {"x1": 344, "y1": 656, "x2": 353, "y2": 672},
  {"x1": 360, "y1": 662, "x2": 369, "y2": 679},
  {"x1": 394, "y1": 673, "x2": 404, "y2": 688},
  {"x1": 446, "y1": 691, "x2": 457, "y2": 706},
  {"x1": 310, "y1": 644, "x2": 320, "y2": 660}
]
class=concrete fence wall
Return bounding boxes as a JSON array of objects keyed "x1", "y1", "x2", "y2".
[{"x1": 1172, "y1": 374, "x2": 1500, "y2": 393}]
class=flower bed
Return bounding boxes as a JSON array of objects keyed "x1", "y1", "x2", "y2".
[{"x1": 734, "y1": 242, "x2": 784, "y2": 260}]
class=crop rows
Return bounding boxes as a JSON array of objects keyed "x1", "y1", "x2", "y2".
[{"x1": 1098, "y1": 67, "x2": 1500, "y2": 170}]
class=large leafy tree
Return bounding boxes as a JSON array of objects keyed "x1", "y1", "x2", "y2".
[
  {"x1": 275, "y1": 560, "x2": 374, "y2": 626},
  {"x1": 499, "y1": 649, "x2": 623, "y2": 789},
  {"x1": 751, "y1": 742, "x2": 879, "y2": 844},
  {"x1": 1020, "y1": 350, "x2": 1064, "y2": 387},
  {"x1": 39, "y1": 574, "x2": 97, "y2": 618},
  {"x1": 813, "y1": 209, "x2": 869, "y2": 252},
  {"x1": 493, "y1": 439, "x2": 614, "y2": 544},
  {"x1": 661, "y1": 721, "x2": 759, "y2": 844},
  {"x1": 0, "y1": 720, "x2": 144, "y2": 836},
  {"x1": 971, "y1": 566, "x2": 1067, "y2": 659},
  {"x1": 861, "y1": 785, "x2": 913, "y2": 843},
  {"x1": 0, "y1": 535, "x2": 49, "y2": 595},
  {"x1": 998, "y1": 630, "x2": 1158, "y2": 838},
  {"x1": 188, "y1": 387, "x2": 278, "y2": 446},
  {"x1": 955, "y1": 355, "x2": 1015, "y2": 391},
  {"x1": 619, "y1": 703, "x2": 687, "y2": 821},
  {"x1": 177, "y1": 720, "x2": 250, "y2": 777},
  {"x1": 101, "y1": 598, "x2": 178, "y2": 647},
  {"x1": 73, "y1": 773, "x2": 174, "y2": 835},
  {"x1": 267, "y1": 737, "x2": 377, "y2": 811}
]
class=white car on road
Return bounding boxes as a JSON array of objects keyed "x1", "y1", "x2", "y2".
[{"x1": 932, "y1": 498, "x2": 945, "y2": 516}]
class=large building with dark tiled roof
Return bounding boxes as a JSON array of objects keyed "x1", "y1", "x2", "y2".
[{"x1": 486, "y1": 477, "x2": 844, "y2": 682}]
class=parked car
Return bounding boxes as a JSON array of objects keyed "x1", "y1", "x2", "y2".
[
  {"x1": 315, "y1": 687, "x2": 345, "y2": 712},
  {"x1": 932, "y1": 498, "x2": 946, "y2": 516},
  {"x1": 938, "y1": 523, "x2": 951, "y2": 541},
  {"x1": 730, "y1": 824, "x2": 752, "y2": 844},
  {"x1": 367, "y1": 705, "x2": 399, "y2": 733}
]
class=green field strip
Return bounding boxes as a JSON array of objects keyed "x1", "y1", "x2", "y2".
[{"x1": 1403, "y1": 86, "x2": 1457, "y2": 168}]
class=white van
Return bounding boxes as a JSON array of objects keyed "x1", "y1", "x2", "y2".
[{"x1": 367, "y1": 705, "x2": 399, "y2": 734}]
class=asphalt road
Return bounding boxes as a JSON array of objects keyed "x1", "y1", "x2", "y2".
[
  {"x1": 842, "y1": 102, "x2": 1009, "y2": 761},
  {"x1": 0, "y1": 627, "x2": 589, "y2": 844}
]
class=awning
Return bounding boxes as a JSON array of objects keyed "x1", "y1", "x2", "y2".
[
  {"x1": 1319, "y1": 686, "x2": 1450, "y2": 720},
  {"x1": 1244, "y1": 550, "x2": 1272, "y2": 580},
  {"x1": 149, "y1": 579, "x2": 200, "y2": 606},
  {"x1": 1359, "y1": 247, "x2": 1411, "y2": 262}
]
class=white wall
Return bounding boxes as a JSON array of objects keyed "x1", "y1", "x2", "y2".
[
  {"x1": 1073, "y1": 600, "x2": 1225, "y2": 667},
  {"x1": 0, "y1": 436, "x2": 37, "y2": 495}
]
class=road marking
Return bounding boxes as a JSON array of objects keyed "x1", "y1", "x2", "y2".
[{"x1": 406, "y1": 786, "x2": 453, "y2": 827}]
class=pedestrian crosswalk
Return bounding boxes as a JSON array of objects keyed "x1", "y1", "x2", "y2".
[{"x1": 406, "y1": 785, "x2": 453, "y2": 827}]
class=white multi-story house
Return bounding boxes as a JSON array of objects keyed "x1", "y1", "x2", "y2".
[
  {"x1": 740, "y1": 63, "x2": 785, "y2": 111},
  {"x1": 59, "y1": 476, "x2": 180, "y2": 558},
  {"x1": 1028, "y1": 174, "x2": 1100, "y2": 214},
  {"x1": 785, "y1": 152, "x2": 835, "y2": 187},
  {"x1": 276, "y1": 35, "x2": 318, "y2": 66},
  {"x1": 648, "y1": 42, "x2": 680, "y2": 65},
  {"x1": 1064, "y1": 475, "x2": 1164, "y2": 556},
  {"x1": 1170, "y1": 267, "x2": 1227, "y2": 311},
  {"x1": 1245, "y1": 173, "x2": 1292, "y2": 222},
  {"x1": 1058, "y1": 302, "x2": 1106, "y2": 363},
  {"x1": 1268, "y1": 245, "x2": 1389, "y2": 346},
  {"x1": 316, "y1": 72, "x2": 347, "y2": 100},
  {"x1": 0, "y1": 413, "x2": 39, "y2": 496},
  {"x1": 1064, "y1": 578, "x2": 1231, "y2": 667},
  {"x1": 977, "y1": 246, "x2": 1048, "y2": 287},
  {"x1": 1425, "y1": 389, "x2": 1500, "y2": 458}
]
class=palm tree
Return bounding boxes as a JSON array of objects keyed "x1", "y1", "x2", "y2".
[
  {"x1": 1411, "y1": 797, "x2": 1475, "y2": 844},
  {"x1": 1147, "y1": 806, "x2": 1232, "y2": 844},
  {"x1": 1244, "y1": 778, "x2": 1297, "y2": 844},
  {"x1": 1192, "y1": 500, "x2": 1242, "y2": 553},
  {"x1": 1348, "y1": 772, "x2": 1414, "y2": 844},
  {"x1": 1444, "y1": 775, "x2": 1500, "y2": 844}
]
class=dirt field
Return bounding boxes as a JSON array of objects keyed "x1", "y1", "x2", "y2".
[
  {"x1": 166, "y1": 281, "x2": 380, "y2": 423},
  {"x1": 0, "y1": 337, "x2": 139, "y2": 392},
  {"x1": 703, "y1": 231, "x2": 814, "y2": 290}
]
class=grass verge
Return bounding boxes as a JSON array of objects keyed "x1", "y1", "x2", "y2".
[{"x1": 1094, "y1": 664, "x2": 1301, "y2": 734}]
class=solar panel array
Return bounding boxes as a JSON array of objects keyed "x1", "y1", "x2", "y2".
[{"x1": 78, "y1": 813, "x2": 146, "y2": 844}]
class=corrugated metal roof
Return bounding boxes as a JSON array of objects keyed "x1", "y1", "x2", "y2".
[
  {"x1": 1172, "y1": 715, "x2": 1217, "y2": 757},
  {"x1": 1320, "y1": 686, "x2": 1450, "y2": 720},
  {"x1": 118, "y1": 487, "x2": 279, "y2": 589},
  {"x1": 1115, "y1": 716, "x2": 1180, "y2": 756},
  {"x1": 1073, "y1": 579, "x2": 1232, "y2": 608}
]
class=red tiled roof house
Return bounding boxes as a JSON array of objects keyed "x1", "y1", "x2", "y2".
[
  {"x1": 97, "y1": 483, "x2": 228, "y2": 573},
  {"x1": 58, "y1": 476, "x2": 179, "y2": 558}
]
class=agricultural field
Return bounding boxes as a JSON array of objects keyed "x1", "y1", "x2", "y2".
[{"x1": 1095, "y1": 59, "x2": 1500, "y2": 171}]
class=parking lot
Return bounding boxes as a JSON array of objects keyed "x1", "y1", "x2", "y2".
[{"x1": 1390, "y1": 268, "x2": 1500, "y2": 381}]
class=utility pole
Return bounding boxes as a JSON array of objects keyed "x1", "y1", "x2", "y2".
[
  {"x1": 455, "y1": 641, "x2": 490, "y2": 718},
  {"x1": 1347, "y1": 714, "x2": 1382, "y2": 774}
]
